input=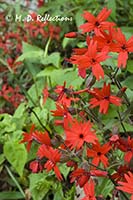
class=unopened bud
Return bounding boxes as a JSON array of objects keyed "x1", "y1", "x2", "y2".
[
  {"x1": 65, "y1": 32, "x2": 78, "y2": 38},
  {"x1": 117, "y1": 87, "x2": 127, "y2": 97}
]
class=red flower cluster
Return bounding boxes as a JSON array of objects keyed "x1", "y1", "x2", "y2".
[
  {"x1": 24, "y1": 12, "x2": 61, "y2": 40},
  {"x1": 66, "y1": 7, "x2": 133, "y2": 79},
  {"x1": 0, "y1": 84, "x2": 24, "y2": 108}
]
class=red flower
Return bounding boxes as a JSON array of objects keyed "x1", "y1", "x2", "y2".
[
  {"x1": 93, "y1": 27, "x2": 115, "y2": 52},
  {"x1": 117, "y1": 172, "x2": 133, "y2": 200},
  {"x1": 70, "y1": 168, "x2": 90, "y2": 187},
  {"x1": 0, "y1": 84, "x2": 24, "y2": 108},
  {"x1": 66, "y1": 161, "x2": 78, "y2": 170},
  {"x1": 54, "y1": 82, "x2": 79, "y2": 106},
  {"x1": 89, "y1": 83, "x2": 121, "y2": 114},
  {"x1": 90, "y1": 169, "x2": 107, "y2": 177},
  {"x1": 37, "y1": 145, "x2": 63, "y2": 181},
  {"x1": 20, "y1": 125, "x2": 51, "y2": 151},
  {"x1": 54, "y1": 81, "x2": 67, "y2": 100},
  {"x1": 65, "y1": 119, "x2": 98, "y2": 150},
  {"x1": 111, "y1": 28, "x2": 133, "y2": 68},
  {"x1": 87, "y1": 141, "x2": 111, "y2": 168},
  {"x1": 70, "y1": 40, "x2": 109, "y2": 80},
  {"x1": 111, "y1": 165, "x2": 131, "y2": 182},
  {"x1": 80, "y1": 7, "x2": 115, "y2": 35},
  {"x1": 118, "y1": 136, "x2": 133, "y2": 163},
  {"x1": 29, "y1": 160, "x2": 43, "y2": 173},
  {"x1": 65, "y1": 32, "x2": 78, "y2": 38},
  {"x1": 24, "y1": 13, "x2": 48, "y2": 38},
  {"x1": 48, "y1": 24, "x2": 61, "y2": 40},
  {"x1": 37, "y1": 0, "x2": 44, "y2": 7},
  {"x1": 81, "y1": 179, "x2": 96, "y2": 200},
  {"x1": 51, "y1": 103, "x2": 72, "y2": 128}
]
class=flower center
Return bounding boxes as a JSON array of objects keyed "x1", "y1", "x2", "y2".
[
  {"x1": 104, "y1": 96, "x2": 109, "y2": 100},
  {"x1": 97, "y1": 152, "x2": 101, "y2": 156},
  {"x1": 121, "y1": 44, "x2": 127, "y2": 50},
  {"x1": 107, "y1": 40, "x2": 110, "y2": 44},
  {"x1": 95, "y1": 21, "x2": 100, "y2": 27},
  {"x1": 79, "y1": 133, "x2": 84, "y2": 139},
  {"x1": 91, "y1": 58, "x2": 96, "y2": 63}
]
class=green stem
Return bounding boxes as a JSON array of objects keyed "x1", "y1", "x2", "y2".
[
  {"x1": 117, "y1": 110, "x2": 128, "y2": 136},
  {"x1": 5, "y1": 165, "x2": 25, "y2": 198},
  {"x1": 44, "y1": 37, "x2": 51, "y2": 57},
  {"x1": 29, "y1": 107, "x2": 51, "y2": 134}
]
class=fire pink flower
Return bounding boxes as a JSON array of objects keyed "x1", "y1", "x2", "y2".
[
  {"x1": 37, "y1": 145, "x2": 63, "y2": 181},
  {"x1": 89, "y1": 83, "x2": 122, "y2": 114},
  {"x1": 51, "y1": 103, "x2": 72, "y2": 128},
  {"x1": 65, "y1": 119, "x2": 98, "y2": 150},
  {"x1": 81, "y1": 179, "x2": 96, "y2": 200},
  {"x1": 29, "y1": 160, "x2": 43, "y2": 173},
  {"x1": 20, "y1": 124, "x2": 51, "y2": 151},
  {"x1": 117, "y1": 172, "x2": 133, "y2": 200},
  {"x1": 118, "y1": 136, "x2": 133, "y2": 163},
  {"x1": 70, "y1": 168, "x2": 90, "y2": 187},
  {"x1": 80, "y1": 7, "x2": 115, "y2": 35},
  {"x1": 87, "y1": 141, "x2": 111, "y2": 168},
  {"x1": 111, "y1": 28, "x2": 133, "y2": 68},
  {"x1": 70, "y1": 40, "x2": 109, "y2": 80}
]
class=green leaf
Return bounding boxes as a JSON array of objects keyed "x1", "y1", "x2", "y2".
[
  {"x1": 121, "y1": 27, "x2": 133, "y2": 39},
  {"x1": 96, "y1": 178, "x2": 114, "y2": 198},
  {"x1": 13, "y1": 103, "x2": 26, "y2": 118},
  {"x1": 64, "y1": 185, "x2": 76, "y2": 200},
  {"x1": 41, "y1": 52, "x2": 60, "y2": 67},
  {"x1": 37, "y1": 67, "x2": 83, "y2": 88},
  {"x1": 107, "y1": 0, "x2": 116, "y2": 20},
  {"x1": 0, "y1": 114, "x2": 16, "y2": 135},
  {"x1": 29, "y1": 172, "x2": 52, "y2": 200},
  {"x1": 75, "y1": 9, "x2": 84, "y2": 28},
  {"x1": 0, "y1": 192, "x2": 23, "y2": 200},
  {"x1": 12, "y1": 103, "x2": 27, "y2": 130},
  {"x1": 127, "y1": 60, "x2": 133, "y2": 73},
  {"x1": 27, "y1": 78, "x2": 46, "y2": 106},
  {"x1": 31, "y1": 106, "x2": 48, "y2": 128},
  {"x1": 62, "y1": 38, "x2": 74, "y2": 49},
  {"x1": 120, "y1": 122, "x2": 133, "y2": 132},
  {"x1": 102, "y1": 52, "x2": 117, "y2": 68},
  {"x1": 4, "y1": 141, "x2": 27, "y2": 176},
  {"x1": 125, "y1": 88, "x2": 133, "y2": 101},
  {"x1": 54, "y1": 183, "x2": 64, "y2": 200},
  {"x1": 16, "y1": 42, "x2": 44, "y2": 62},
  {"x1": 59, "y1": 163, "x2": 70, "y2": 179},
  {"x1": 122, "y1": 76, "x2": 133, "y2": 90}
]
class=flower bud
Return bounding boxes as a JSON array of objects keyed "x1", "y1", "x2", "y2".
[{"x1": 65, "y1": 32, "x2": 78, "y2": 38}]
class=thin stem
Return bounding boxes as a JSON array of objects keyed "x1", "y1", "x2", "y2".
[
  {"x1": 29, "y1": 107, "x2": 51, "y2": 134},
  {"x1": 112, "y1": 68, "x2": 119, "y2": 79},
  {"x1": 117, "y1": 110, "x2": 128, "y2": 136},
  {"x1": 14, "y1": 75, "x2": 37, "y2": 107},
  {"x1": 116, "y1": 79, "x2": 130, "y2": 106},
  {"x1": 5, "y1": 165, "x2": 25, "y2": 198},
  {"x1": 44, "y1": 37, "x2": 51, "y2": 57},
  {"x1": 106, "y1": 66, "x2": 130, "y2": 107}
]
